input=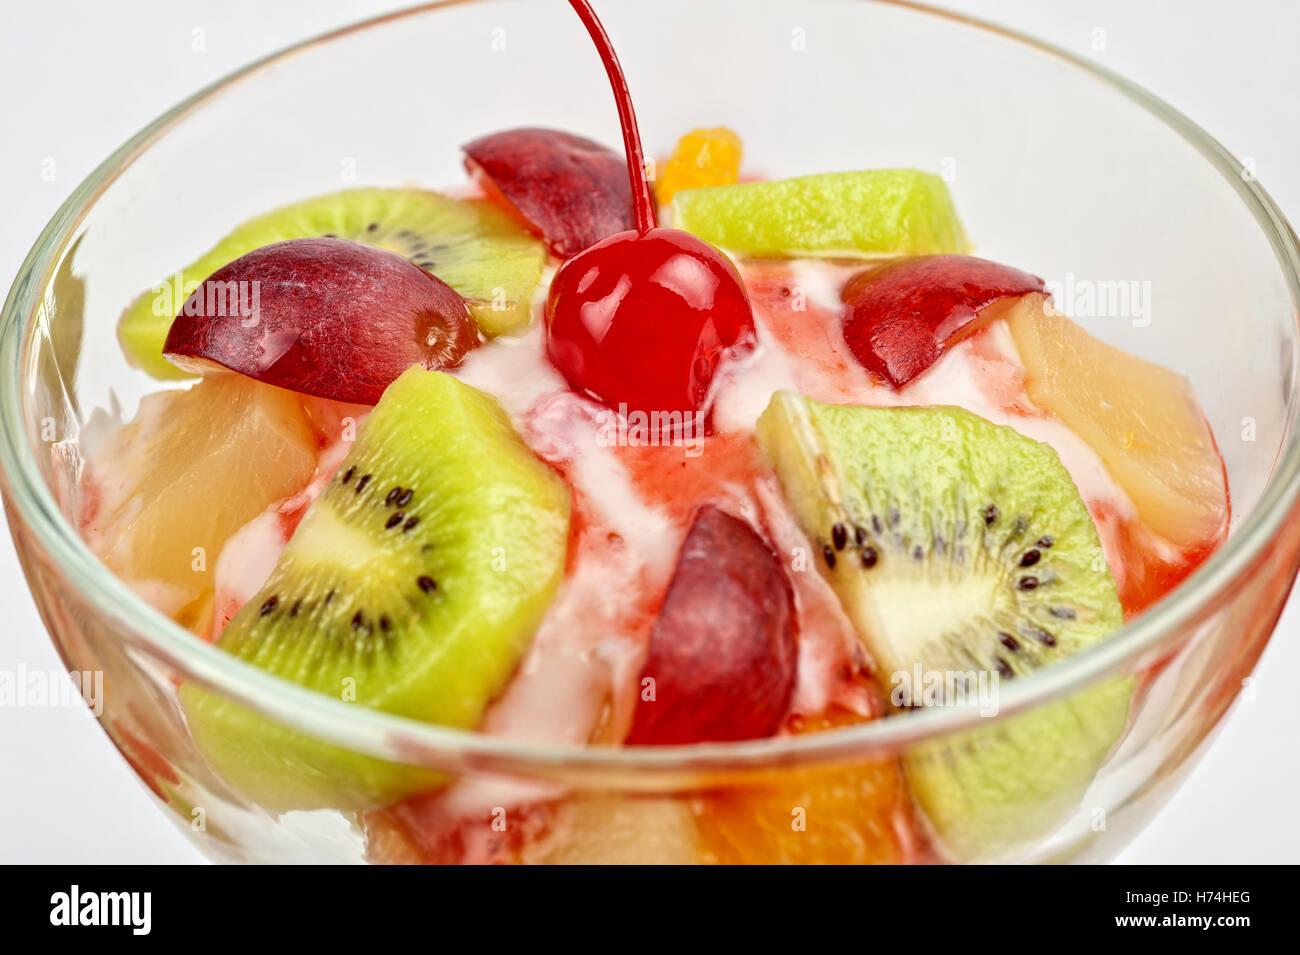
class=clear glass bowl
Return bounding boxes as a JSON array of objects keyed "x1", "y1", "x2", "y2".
[{"x1": 2, "y1": 0, "x2": 1298, "y2": 863}]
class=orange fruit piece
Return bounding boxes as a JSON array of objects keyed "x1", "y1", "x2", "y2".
[
  {"x1": 655, "y1": 126, "x2": 743, "y2": 205},
  {"x1": 693, "y1": 709, "x2": 909, "y2": 864},
  {"x1": 1006, "y1": 295, "x2": 1228, "y2": 550}
]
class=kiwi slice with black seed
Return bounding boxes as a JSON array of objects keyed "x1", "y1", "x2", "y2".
[
  {"x1": 757, "y1": 394, "x2": 1131, "y2": 861},
  {"x1": 119, "y1": 188, "x2": 548, "y2": 380},
  {"x1": 180, "y1": 367, "x2": 571, "y2": 811}
]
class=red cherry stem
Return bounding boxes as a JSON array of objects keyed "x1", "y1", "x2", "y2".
[{"x1": 568, "y1": 0, "x2": 658, "y2": 235}]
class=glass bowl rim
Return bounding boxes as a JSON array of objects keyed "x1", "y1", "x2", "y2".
[{"x1": 2, "y1": 0, "x2": 1299, "y2": 783}]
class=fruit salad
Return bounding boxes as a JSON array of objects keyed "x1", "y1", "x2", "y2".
[{"x1": 78, "y1": 1, "x2": 1228, "y2": 863}]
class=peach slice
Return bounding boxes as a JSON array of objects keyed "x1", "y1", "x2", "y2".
[
  {"x1": 1007, "y1": 296, "x2": 1228, "y2": 550},
  {"x1": 692, "y1": 709, "x2": 909, "y2": 864}
]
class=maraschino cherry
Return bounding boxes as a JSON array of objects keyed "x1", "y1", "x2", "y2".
[{"x1": 546, "y1": 0, "x2": 755, "y2": 421}]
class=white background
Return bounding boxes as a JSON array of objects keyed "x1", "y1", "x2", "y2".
[{"x1": 1, "y1": 0, "x2": 1297, "y2": 864}]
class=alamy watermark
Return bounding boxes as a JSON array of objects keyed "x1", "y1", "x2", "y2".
[
  {"x1": 152, "y1": 273, "x2": 261, "y2": 327},
  {"x1": 890, "y1": 663, "x2": 1000, "y2": 717},
  {"x1": 595, "y1": 404, "x2": 705, "y2": 458},
  {"x1": 50, "y1": 885, "x2": 150, "y2": 935},
  {"x1": 1043, "y1": 272, "x2": 1151, "y2": 328},
  {"x1": 0, "y1": 664, "x2": 103, "y2": 716}
]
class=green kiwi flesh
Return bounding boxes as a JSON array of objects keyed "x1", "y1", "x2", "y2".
[
  {"x1": 181, "y1": 368, "x2": 571, "y2": 811},
  {"x1": 756, "y1": 394, "x2": 1131, "y2": 861},
  {"x1": 119, "y1": 188, "x2": 548, "y2": 380}
]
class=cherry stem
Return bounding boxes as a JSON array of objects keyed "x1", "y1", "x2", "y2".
[{"x1": 568, "y1": 0, "x2": 658, "y2": 235}]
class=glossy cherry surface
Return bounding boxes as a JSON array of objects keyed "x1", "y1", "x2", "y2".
[
  {"x1": 547, "y1": 228, "x2": 754, "y2": 416},
  {"x1": 545, "y1": 0, "x2": 755, "y2": 417}
]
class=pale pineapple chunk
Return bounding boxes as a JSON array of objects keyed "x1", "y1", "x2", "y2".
[
  {"x1": 1007, "y1": 296, "x2": 1227, "y2": 549},
  {"x1": 85, "y1": 375, "x2": 319, "y2": 630},
  {"x1": 523, "y1": 796, "x2": 700, "y2": 865}
]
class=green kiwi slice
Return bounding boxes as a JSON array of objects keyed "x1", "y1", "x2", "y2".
[
  {"x1": 180, "y1": 368, "x2": 571, "y2": 811},
  {"x1": 757, "y1": 394, "x2": 1132, "y2": 861},
  {"x1": 119, "y1": 188, "x2": 548, "y2": 380}
]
